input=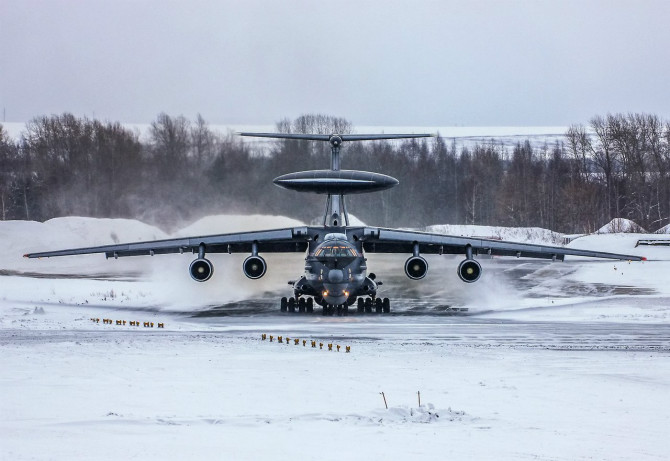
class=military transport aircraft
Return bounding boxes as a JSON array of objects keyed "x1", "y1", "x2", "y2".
[{"x1": 25, "y1": 132, "x2": 643, "y2": 315}]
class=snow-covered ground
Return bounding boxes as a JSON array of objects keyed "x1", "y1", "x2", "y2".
[{"x1": 2, "y1": 215, "x2": 670, "y2": 460}]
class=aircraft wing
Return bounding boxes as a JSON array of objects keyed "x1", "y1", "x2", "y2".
[
  {"x1": 24, "y1": 227, "x2": 312, "y2": 259},
  {"x1": 360, "y1": 228, "x2": 644, "y2": 261}
]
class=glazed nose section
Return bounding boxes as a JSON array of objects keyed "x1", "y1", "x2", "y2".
[{"x1": 328, "y1": 269, "x2": 344, "y2": 283}]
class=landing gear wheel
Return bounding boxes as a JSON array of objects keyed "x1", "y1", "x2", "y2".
[
  {"x1": 383, "y1": 298, "x2": 390, "y2": 314},
  {"x1": 280, "y1": 297, "x2": 288, "y2": 313},
  {"x1": 298, "y1": 298, "x2": 306, "y2": 313},
  {"x1": 375, "y1": 298, "x2": 383, "y2": 314},
  {"x1": 306, "y1": 298, "x2": 314, "y2": 314},
  {"x1": 357, "y1": 298, "x2": 364, "y2": 314},
  {"x1": 288, "y1": 297, "x2": 296, "y2": 313},
  {"x1": 364, "y1": 298, "x2": 372, "y2": 314}
]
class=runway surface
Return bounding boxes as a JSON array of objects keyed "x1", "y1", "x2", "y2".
[{"x1": 5, "y1": 316, "x2": 670, "y2": 352}]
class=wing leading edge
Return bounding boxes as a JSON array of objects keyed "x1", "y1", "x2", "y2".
[
  {"x1": 360, "y1": 228, "x2": 644, "y2": 261},
  {"x1": 24, "y1": 227, "x2": 312, "y2": 259}
]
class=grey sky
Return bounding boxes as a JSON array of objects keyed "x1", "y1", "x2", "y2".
[{"x1": 1, "y1": 0, "x2": 669, "y2": 126}]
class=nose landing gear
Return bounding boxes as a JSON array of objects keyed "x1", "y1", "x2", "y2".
[{"x1": 322, "y1": 304, "x2": 349, "y2": 316}]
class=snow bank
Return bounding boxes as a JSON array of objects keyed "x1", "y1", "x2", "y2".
[
  {"x1": 655, "y1": 223, "x2": 670, "y2": 234},
  {"x1": 425, "y1": 224, "x2": 563, "y2": 245},
  {"x1": 567, "y1": 233, "x2": 670, "y2": 261},
  {"x1": 0, "y1": 217, "x2": 168, "y2": 274},
  {"x1": 0, "y1": 214, "x2": 303, "y2": 272},
  {"x1": 174, "y1": 214, "x2": 304, "y2": 236},
  {"x1": 597, "y1": 218, "x2": 646, "y2": 234}
]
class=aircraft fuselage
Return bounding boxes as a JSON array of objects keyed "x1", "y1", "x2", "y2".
[{"x1": 293, "y1": 232, "x2": 377, "y2": 308}]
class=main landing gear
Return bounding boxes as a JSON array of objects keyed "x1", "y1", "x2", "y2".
[
  {"x1": 357, "y1": 297, "x2": 390, "y2": 314},
  {"x1": 280, "y1": 297, "x2": 314, "y2": 314},
  {"x1": 280, "y1": 297, "x2": 390, "y2": 315}
]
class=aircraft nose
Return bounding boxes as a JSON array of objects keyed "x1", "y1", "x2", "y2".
[{"x1": 328, "y1": 269, "x2": 344, "y2": 283}]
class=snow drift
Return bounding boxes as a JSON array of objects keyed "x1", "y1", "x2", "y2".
[
  {"x1": 425, "y1": 224, "x2": 563, "y2": 245},
  {"x1": 597, "y1": 218, "x2": 646, "y2": 234}
]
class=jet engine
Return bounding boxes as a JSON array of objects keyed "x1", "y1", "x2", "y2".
[
  {"x1": 404, "y1": 256, "x2": 428, "y2": 280},
  {"x1": 243, "y1": 255, "x2": 267, "y2": 279},
  {"x1": 458, "y1": 259, "x2": 481, "y2": 283},
  {"x1": 190, "y1": 258, "x2": 213, "y2": 282}
]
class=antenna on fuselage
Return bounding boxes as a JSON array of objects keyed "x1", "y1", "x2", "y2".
[{"x1": 238, "y1": 132, "x2": 434, "y2": 227}]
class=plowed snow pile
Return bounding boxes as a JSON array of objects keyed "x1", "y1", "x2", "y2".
[{"x1": 425, "y1": 224, "x2": 563, "y2": 245}]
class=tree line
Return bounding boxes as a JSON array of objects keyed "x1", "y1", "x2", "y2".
[{"x1": 1, "y1": 112, "x2": 668, "y2": 233}]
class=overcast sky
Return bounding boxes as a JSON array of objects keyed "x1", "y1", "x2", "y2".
[{"x1": 1, "y1": 0, "x2": 669, "y2": 127}]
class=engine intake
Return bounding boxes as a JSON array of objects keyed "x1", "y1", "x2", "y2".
[
  {"x1": 243, "y1": 255, "x2": 267, "y2": 279},
  {"x1": 405, "y1": 256, "x2": 428, "y2": 280},
  {"x1": 190, "y1": 258, "x2": 213, "y2": 282},
  {"x1": 458, "y1": 259, "x2": 481, "y2": 283}
]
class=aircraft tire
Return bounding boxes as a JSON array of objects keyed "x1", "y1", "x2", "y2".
[
  {"x1": 343, "y1": 305, "x2": 349, "y2": 316},
  {"x1": 364, "y1": 298, "x2": 372, "y2": 314},
  {"x1": 375, "y1": 298, "x2": 383, "y2": 314},
  {"x1": 306, "y1": 298, "x2": 314, "y2": 313},
  {"x1": 298, "y1": 298, "x2": 306, "y2": 313},
  {"x1": 280, "y1": 297, "x2": 288, "y2": 312},
  {"x1": 288, "y1": 297, "x2": 296, "y2": 313},
  {"x1": 357, "y1": 298, "x2": 364, "y2": 314},
  {"x1": 383, "y1": 298, "x2": 390, "y2": 313}
]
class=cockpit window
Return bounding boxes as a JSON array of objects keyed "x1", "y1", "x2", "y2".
[{"x1": 314, "y1": 244, "x2": 358, "y2": 258}]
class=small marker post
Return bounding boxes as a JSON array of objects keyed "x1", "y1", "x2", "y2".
[
  {"x1": 380, "y1": 392, "x2": 388, "y2": 409},
  {"x1": 418, "y1": 391, "x2": 421, "y2": 407}
]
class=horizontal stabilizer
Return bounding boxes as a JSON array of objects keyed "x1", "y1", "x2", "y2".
[{"x1": 238, "y1": 132, "x2": 435, "y2": 142}]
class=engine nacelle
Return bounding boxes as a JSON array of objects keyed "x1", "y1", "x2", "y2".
[
  {"x1": 458, "y1": 259, "x2": 482, "y2": 283},
  {"x1": 405, "y1": 256, "x2": 428, "y2": 280},
  {"x1": 243, "y1": 255, "x2": 267, "y2": 279},
  {"x1": 190, "y1": 258, "x2": 213, "y2": 282}
]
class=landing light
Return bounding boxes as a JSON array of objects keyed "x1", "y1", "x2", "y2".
[
  {"x1": 322, "y1": 290, "x2": 329, "y2": 297},
  {"x1": 344, "y1": 290, "x2": 349, "y2": 297}
]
